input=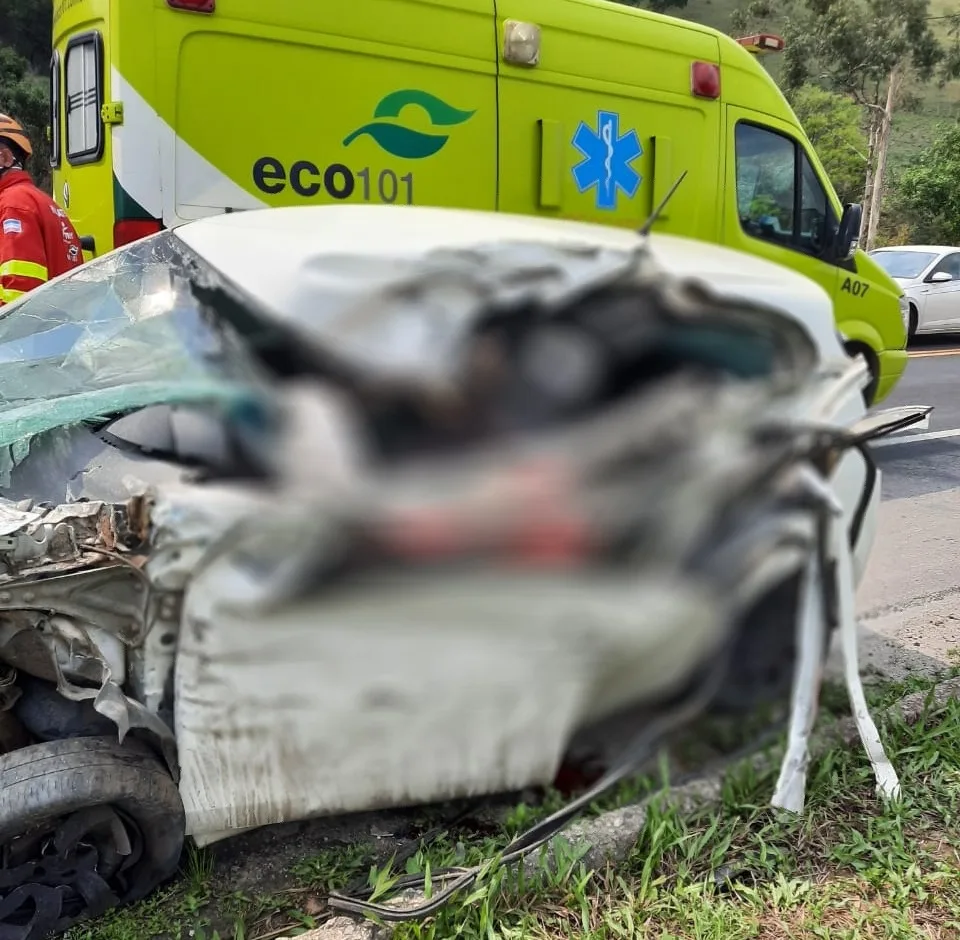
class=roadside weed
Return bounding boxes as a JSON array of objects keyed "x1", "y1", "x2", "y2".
[{"x1": 66, "y1": 678, "x2": 960, "y2": 939}]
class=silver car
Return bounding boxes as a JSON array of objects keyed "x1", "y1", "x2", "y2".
[{"x1": 870, "y1": 245, "x2": 960, "y2": 340}]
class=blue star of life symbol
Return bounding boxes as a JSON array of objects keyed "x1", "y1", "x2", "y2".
[{"x1": 572, "y1": 111, "x2": 643, "y2": 211}]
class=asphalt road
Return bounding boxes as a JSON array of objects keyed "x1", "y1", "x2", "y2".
[{"x1": 851, "y1": 336, "x2": 960, "y2": 680}]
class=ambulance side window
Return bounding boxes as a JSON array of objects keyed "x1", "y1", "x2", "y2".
[
  {"x1": 799, "y1": 153, "x2": 835, "y2": 255},
  {"x1": 736, "y1": 124, "x2": 794, "y2": 248},
  {"x1": 735, "y1": 122, "x2": 838, "y2": 260},
  {"x1": 65, "y1": 32, "x2": 104, "y2": 166},
  {"x1": 49, "y1": 52, "x2": 61, "y2": 169}
]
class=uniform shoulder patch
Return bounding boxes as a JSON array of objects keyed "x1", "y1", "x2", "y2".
[{"x1": 2, "y1": 219, "x2": 22, "y2": 235}]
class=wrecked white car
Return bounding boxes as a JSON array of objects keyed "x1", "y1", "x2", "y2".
[{"x1": 0, "y1": 205, "x2": 923, "y2": 937}]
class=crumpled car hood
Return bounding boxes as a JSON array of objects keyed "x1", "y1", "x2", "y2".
[{"x1": 0, "y1": 232, "x2": 875, "y2": 844}]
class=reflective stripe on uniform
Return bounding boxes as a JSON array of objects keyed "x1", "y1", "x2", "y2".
[
  {"x1": 0, "y1": 260, "x2": 48, "y2": 282},
  {"x1": 0, "y1": 287, "x2": 25, "y2": 304}
]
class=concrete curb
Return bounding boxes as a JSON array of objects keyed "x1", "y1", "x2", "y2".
[{"x1": 286, "y1": 676, "x2": 960, "y2": 940}]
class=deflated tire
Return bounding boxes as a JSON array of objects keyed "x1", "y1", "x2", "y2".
[{"x1": 0, "y1": 736, "x2": 184, "y2": 940}]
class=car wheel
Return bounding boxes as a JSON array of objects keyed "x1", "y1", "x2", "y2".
[
  {"x1": 707, "y1": 570, "x2": 804, "y2": 716},
  {"x1": 908, "y1": 305, "x2": 919, "y2": 343},
  {"x1": 0, "y1": 737, "x2": 184, "y2": 940}
]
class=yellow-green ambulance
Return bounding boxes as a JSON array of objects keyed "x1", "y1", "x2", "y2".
[{"x1": 50, "y1": 0, "x2": 908, "y2": 402}]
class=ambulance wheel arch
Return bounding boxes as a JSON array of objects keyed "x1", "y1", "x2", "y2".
[{"x1": 840, "y1": 322, "x2": 884, "y2": 405}]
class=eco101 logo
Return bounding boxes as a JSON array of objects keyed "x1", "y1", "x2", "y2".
[
  {"x1": 251, "y1": 89, "x2": 475, "y2": 206},
  {"x1": 253, "y1": 157, "x2": 415, "y2": 206}
]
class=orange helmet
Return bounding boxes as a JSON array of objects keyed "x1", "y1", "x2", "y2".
[{"x1": 0, "y1": 114, "x2": 31, "y2": 158}]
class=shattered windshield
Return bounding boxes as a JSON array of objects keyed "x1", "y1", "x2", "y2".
[
  {"x1": 0, "y1": 232, "x2": 267, "y2": 403},
  {"x1": 0, "y1": 233, "x2": 274, "y2": 451}
]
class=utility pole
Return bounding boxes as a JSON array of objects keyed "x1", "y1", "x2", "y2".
[{"x1": 865, "y1": 65, "x2": 902, "y2": 252}]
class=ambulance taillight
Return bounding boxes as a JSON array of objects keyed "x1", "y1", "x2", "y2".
[{"x1": 691, "y1": 62, "x2": 720, "y2": 99}]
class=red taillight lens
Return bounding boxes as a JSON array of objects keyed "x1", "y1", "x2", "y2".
[
  {"x1": 114, "y1": 219, "x2": 162, "y2": 247},
  {"x1": 167, "y1": 0, "x2": 215, "y2": 11},
  {"x1": 691, "y1": 61, "x2": 721, "y2": 99}
]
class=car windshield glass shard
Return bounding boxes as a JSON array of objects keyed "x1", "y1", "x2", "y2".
[
  {"x1": 870, "y1": 250, "x2": 937, "y2": 279},
  {"x1": 0, "y1": 233, "x2": 271, "y2": 437}
]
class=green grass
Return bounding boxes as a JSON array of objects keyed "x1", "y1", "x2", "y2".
[{"x1": 65, "y1": 674, "x2": 960, "y2": 940}]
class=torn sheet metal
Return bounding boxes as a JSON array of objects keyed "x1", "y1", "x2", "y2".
[
  {"x1": 176, "y1": 566, "x2": 726, "y2": 840},
  {"x1": 274, "y1": 240, "x2": 648, "y2": 382},
  {"x1": 162, "y1": 339, "x2": 841, "y2": 840},
  {"x1": 0, "y1": 613, "x2": 178, "y2": 777},
  {"x1": 0, "y1": 497, "x2": 178, "y2": 774},
  {"x1": 832, "y1": 516, "x2": 901, "y2": 802}
]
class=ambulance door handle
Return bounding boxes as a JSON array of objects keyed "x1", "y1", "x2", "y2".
[
  {"x1": 651, "y1": 136, "x2": 673, "y2": 220},
  {"x1": 538, "y1": 119, "x2": 563, "y2": 209}
]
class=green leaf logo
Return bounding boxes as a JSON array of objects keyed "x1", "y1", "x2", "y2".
[{"x1": 343, "y1": 89, "x2": 476, "y2": 159}]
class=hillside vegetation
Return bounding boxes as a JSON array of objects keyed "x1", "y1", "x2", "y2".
[
  {"x1": 670, "y1": 0, "x2": 960, "y2": 172},
  {"x1": 654, "y1": 0, "x2": 960, "y2": 246},
  {"x1": 0, "y1": 0, "x2": 51, "y2": 193}
]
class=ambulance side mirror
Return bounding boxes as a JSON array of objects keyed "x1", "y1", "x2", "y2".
[{"x1": 835, "y1": 203, "x2": 862, "y2": 262}]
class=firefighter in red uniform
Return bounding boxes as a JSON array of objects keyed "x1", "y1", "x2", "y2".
[{"x1": 0, "y1": 114, "x2": 83, "y2": 307}]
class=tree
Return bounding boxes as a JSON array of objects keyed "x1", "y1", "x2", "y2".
[
  {"x1": 889, "y1": 122, "x2": 960, "y2": 244},
  {"x1": 0, "y1": 0, "x2": 53, "y2": 72},
  {"x1": 786, "y1": 85, "x2": 868, "y2": 205},
  {"x1": 0, "y1": 0, "x2": 53, "y2": 192},
  {"x1": 0, "y1": 46, "x2": 51, "y2": 193},
  {"x1": 732, "y1": 0, "x2": 957, "y2": 251}
]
